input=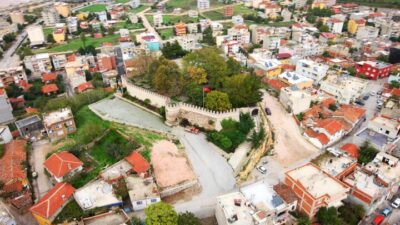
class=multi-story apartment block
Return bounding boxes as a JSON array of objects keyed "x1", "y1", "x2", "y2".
[
  {"x1": 279, "y1": 86, "x2": 312, "y2": 114},
  {"x1": 319, "y1": 75, "x2": 368, "y2": 104},
  {"x1": 27, "y1": 25, "x2": 45, "y2": 46},
  {"x1": 176, "y1": 34, "x2": 202, "y2": 51},
  {"x1": 197, "y1": 0, "x2": 210, "y2": 10},
  {"x1": 0, "y1": 89, "x2": 14, "y2": 125},
  {"x1": 356, "y1": 26, "x2": 379, "y2": 40},
  {"x1": 294, "y1": 0, "x2": 307, "y2": 9},
  {"x1": 223, "y1": 5, "x2": 234, "y2": 18},
  {"x1": 24, "y1": 53, "x2": 52, "y2": 77},
  {"x1": 43, "y1": 107, "x2": 76, "y2": 142},
  {"x1": 54, "y1": 2, "x2": 71, "y2": 18},
  {"x1": 263, "y1": 35, "x2": 280, "y2": 50},
  {"x1": 354, "y1": 61, "x2": 393, "y2": 80},
  {"x1": 42, "y1": 8, "x2": 60, "y2": 26},
  {"x1": 0, "y1": 66, "x2": 27, "y2": 88},
  {"x1": 51, "y1": 54, "x2": 67, "y2": 71},
  {"x1": 327, "y1": 18, "x2": 343, "y2": 34},
  {"x1": 227, "y1": 24, "x2": 250, "y2": 45},
  {"x1": 67, "y1": 17, "x2": 78, "y2": 34},
  {"x1": 9, "y1": 11, "x2": 25, "y2": 24},
  {"x1": 295, "y1": 59, "x2": 329, "y2": 83},
  {"x1": 52, "y1": 28, "x2": 66, "y2": 43},
  {"x1": 97, "y1": 53, "x2": 117, "y2": 72},
  {"x1": 153, "y1": 12, "x2": 163, "y2": 27},
  {"x1": 174, "y1": 22, "x2": 187, "y2": 36},
  {"x1": 284, "y1": 163, "x2": 349, "y2": 218}
]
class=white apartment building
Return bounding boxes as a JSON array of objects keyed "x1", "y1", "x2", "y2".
[
  {"x1": 23, "y1": 53, "x2": 52, "y2": 77},
  {"x1": 97, "y1": 11, "x2": 108, "y2": 23},
  {"x1": 153, "y1": 12, "x2": 163, "y2": 27},
  {"x1": 0, "y1": 91, "x2": 14, "y2": 125},
  {"x1": 294, "y1": 0, "x2": 307, "y2": 9},
  {"x1": 120, "y1": 42, "x2": 136, "y2": 60},
  {"x1": 319, "y1": 75, "x2": 368, "y2": 104},
  {"x1": 197, "y1": 0, "x2": 210, "y2": 10},
  {"x1": 327, "y1": 18, "x2": 344, "y2": 34},
  {"x1": 51, "y1": 54, "x2": 68, "y2": 70},
  {"x1": 67, "y1": 17, "x2": 78, "y2": 33},
  {"x1": 9, "y1": 11, "x2": 25, "y2": 24},
  {"x1": 131, "y1": 0, "x2": 140, "y2": 8},
  {"x1": 27, "y1": 25, "x2": 45, "y2": 46},
  {"x1": 42, "y1": 8, "x2": 60, "y2": 26},
  {"x1": 295, "y1": 59, "x2": 329, "y2": 83},
  {"x1": 227, "y1": 25, "x2": 250, "y2": 45},
  {"x1": 356, "y1": 26, "x2": 379, "y2": 40},
  {"x1": 279, "y1": 86, "x2": 312, "y2": 114},
  {"x1": 0, "y1": 66, "x2": 27, "y2": 88},
  {"x1": 176, "y1": 34, "x2": 202, "y2": 51},
  {"x1": 367, "y1": 116, "x2": 400, "y2": 140},
  {"x1": 263, "y1": 35, "x2": 280, "y2": 50}
]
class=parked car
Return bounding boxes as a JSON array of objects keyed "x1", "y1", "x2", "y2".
[
  {"x1": 184, "y1": 127, "x2": 199, "y2": 134},
  {"x1": 265, "y1": 107, "x2": 272, "y2": 115},
  {"x1": 256, "y1": 166, "x2": 267, "y2": 174},
  {"x1": 370, "y1": 91, "x2": 376, "y2": 96},
  {"x1": 381, "y1": 208, "x2": 392, "y2": 217},
  {"x1": 363, "y1": 95, "x2": 370, "y2": 100},
  {"x1": 391, "y1": 197, "x2": 400, "y2": 208},
  {"x1": 372, "y1": 215, "x2": 384, "y2": 225},
  {"x1": 377, "y1": 91, "x2": 382, "y2": 95},
  {"x1": 355, "y1": 99, "x2": 365, "y2": 106}
]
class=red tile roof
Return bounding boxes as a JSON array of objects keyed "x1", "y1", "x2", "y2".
[
  {"x1": 317, "y1": 119, "x2": 345, "y2": 135},
  {"x1": 341, "y1": 143, "x2": 359, "y2": 158},
  {"x1": 0, "y1": 140, "x2": 27, "y2": 193},
  {"x1": 390, "y1": 88, "x2": 400, "y2": 97},
  {"x1": 44, "y1": 151, "x2": 83, "y2": 179},
  {"x1": 26, "y1": 107, "x2": 39, "y2": 114},
  {"x1": 276, "y1": 53, "x2": 292, "y2": 59},
  {"x1": 0, "y1": 88, "x2": 5, "y2": 95},
  {"x1": 125, "y1": 151, "x2": 150, "y2": 174},
  {"x1": 9, "y1": 97, "x2": 24, "y2": 103},
  {"x1": 264, "y1": 78, "x2": 289, "y2": 90},
  {"x1": 42, "y1": 73, "x2": 57, "y2": 82},
  {"x1": 321, "y1": 98, "x2": 336, "y2": 108},
  {"x1": 76, "y1": 81, "x2": 94, "y2": 93},
  {"x1": 42, "y1": 84, "x2": 59, "y2": 94},
  {"x1": 305, "y1": 129, "x2": 329, "y2": 145},
  {"x1": 333, "y1": 104, "x2": 366, "y2": 124},
  {"x1": 18, "y1": 80, "x2": 32, "y2": 92},
  {"x1": 320, "y1": 32, "x2": 336, "y2": 39},
  {"x1": 30, "y1": 183, "x2": 75, "y2": 219}
]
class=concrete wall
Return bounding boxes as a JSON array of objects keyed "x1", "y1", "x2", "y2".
[{"x1": 159, "y1": 180, "x2": 198, "y2": 198}]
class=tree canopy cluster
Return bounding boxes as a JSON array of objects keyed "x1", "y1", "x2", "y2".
[{"x1": 144, "y1": 202, "x2": 201, "y2": 225}]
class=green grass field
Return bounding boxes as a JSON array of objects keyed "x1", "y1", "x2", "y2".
[
  {"x1": 114, "y1": 21, "x2": 144, "y2": 30},
  {"x1": 130, "y1": 5, "x2": 148, "y2": 13},
  {"x1": 78, "y1": 4, "x2": 107, "y2": 13},
  {"x1": 43, "y1": 27, "x2": 53, "y2": 36},
  {"x1": 158, "y1": 28, "x2": 174, "y2": 40},
  {"x1": 203, "y1": 10, "x2": 225, "y2": 20},
  {"x1": 166, "y1": 0, "x2": 224, "y2": 10},
  {"x1": 146, "y1": 15, "x2": 203, "y2": 25},
  {"x1": 90, "y1": 130, "x2": 129, "y2": 166},
  {"x1": 114, "y1": 0, "x2": 130, "y2": 3},
  {"x1": 233, "y1": 5, "x2": 258, "y2": 15},
  {"x1": 33, "y1": 34, "x2": 120, "y2": 54}
]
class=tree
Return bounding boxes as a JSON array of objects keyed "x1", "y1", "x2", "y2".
[
  {"x1": 358, "y1": 141, "x2": 379, "y2": 165},
  {"x1": 178, "y1": 212, "x2": 201, "y2": 225},
  {"x1": 3, "y1": 33, "x2": 16, "y2": 44},
  {"x1": 224, "y1": 74, "x2": 262, "y2": 108},
  {"x1": 47, "y1": 33, "x2": 55, "y2": 43},
  {"x1": 80, "y1": 32, "x2": 87, "y2": 49},
  {"x1": 5, "y1": 83, "x2": 23, "y2": 98},
  {"x1": 183, "y1": 48, "x2": 227, "y2": 88},
  {"x1": 161, "y1": 41, "x2": 187, "y2": 59},
  {"x1": 187, "y1": 66, "x2": 207, "y2": 84},
  {"x1": 205, "y1": 91, "x2": 232, "y2": 111},
  {"x1": 328, "y1": 103, "x2": 337, "y2": 111},
  {"x1": 226, "y1": 57, "x2": 241, "y2": 76},
  {"x1": 249, "y1": 127, "x2": 265, "y2": 148},
  {"x1": 152, "y1": 60, "x2": 184, "y2": 96},
  {"x1": 390, "y1": 80, "x2": 400, "y2": 89},
  {"x1": 338, "y1": 203, "x2": 365, "y2": 225},
  {"x1": 131, "y1": 216, "x2": 142, "y2": 225},
  {"x1": 144, "y1": 202, "x2": 178, "y2": 225},
  {"x1": 202, "y1": 26, "x2": 215, "y2": 46},
  {"x1": 186, "y1": 82, "x2": 203, "y2": 106},
  {"x1": 316, "y1": 207, "x2": 342, "y2": 225}
]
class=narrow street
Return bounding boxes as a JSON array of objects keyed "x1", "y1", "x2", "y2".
[{"x1": 30, "y1": 140, "x2": 53, "y2": 200}]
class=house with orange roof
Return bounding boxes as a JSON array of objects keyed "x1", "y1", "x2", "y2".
[
  {"x1": 30, "y1": 182, "x2": 75, "y2": 225},
  {"x1": 42, "y1": 84, "x2": 59, "y2": 95},
  {"x1": 340, "y1": 143, "x2": 359, "y2": 158},
  {"x1": 125, "y1": 151, "x2": 150, "y2": 177},
  {"x1": 41, "y1": 73, "x2": 57, "y2": 84},
  {"x1": 75, "y1": 81, "x2": 94, "y2": 93},
  {"x1": 44, "y1": 151, "x2": 83, "y2": 183}
]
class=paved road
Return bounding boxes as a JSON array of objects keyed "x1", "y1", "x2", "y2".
[
  {"x1": 30, "y1": 139, "x2": 53, "y2": 201},
  {"x1": 0, "y1": 200, "x2": 37, "y2": 225}
]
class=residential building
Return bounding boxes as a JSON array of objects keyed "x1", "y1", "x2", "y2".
[
  {"x1": 54, "y1": 2, "x2": 71, "y2": 18},
  {"x1": 128, "y1": 13, "x2": 139, "y2": 23},
  {"x1": 44, "y1": 151, "x2": 83, "y2": 183},
  {"x1": 0, "y1": 66, "x2": 27, "y2": 88},
  {"x1": 0, "y1": 203, "x2": 16, "y2": 225},
  {"x1": 0, "y1": 125, "x2": 12, "y2": 144},
  {"x1": 51, "y1": 54, "x2": 67, "y2": 70},
  {"x1": 75, "y1": 81, "x2": 94, "y2": 93},
  {"x1": 126, "y1": 176, "x2": 160, "y2": 211},
  {"x1": 367, "y1": 116, "x2": 400, "y2": 140},
  {"x1": 227, "y1": 24, "x2": 250, "y2": 45},
  {"x1": 284, "y1": 163, "x2": 349, "y2": 218},
  {"x1": 197, "y1": 0, "x2": 210, "y2": 10},
  {"x1": 295, "y1": 59, "x2": 329, "y2": 83},
  {"x1": 97, "y1": 11, "x2": 108, "y2": 22},
  {"x1": 223, "y1": 5, "x2": 234, "y2": 18},
  {"x1": 319, "y1": 75, "x2": 368, "y2": 104},
  {"x1": 176, "y1": 34, "x2": 202, "y2": 51},
  {"x1": 52, "y1": 28, "x2": 66, "y2": 43},
  {"x1": 249, "y1": 51, "x2": 282, "y2": 78},
  {"x1": 125, "y1": 151, "x2": 151, "y2": 177},
  {"x1": 67, "y1": 17, "x2": 78, "y2": 34},
  {"x1": 97, "y1": 53, "x2": 117, "y2": 72},
  {"x1": 153, "y1": 12, "x2": 163, "y2": 27},
  {"x1": 232, "y1": 15, "x2": 244, "y2": 25},
  {"x1": 264, "y1": 3, "x2": 281, "y2": 19},
  {"x1": 354, "y1": 61, "x2": 393, "y2": 80},
  {"x1": 9, "y1": 11, "x2": 25, "y2": 24},
  {"x1": 356, "y1": 26, "x2": 379, "y2": 40},
  {"x1": 43, "y1": 107, "x2": 77, "y2": 142},
  {"x1": 23, "y1": 53, "x2": 52, "y2": 77},
  {"x1": 263, "y1": 35, "x2": 280, "y2": 50},
  {"x1": 215, "y1": 192, "x2": 255, "y2": 225},
  {"x1": 0, "y1": 21, "x2": 17, "y2": 40},
  {"x1": 74, "y1": 180, "x2": 122, "y2": 210},
  {"x1": 294, "y1": 0, "x2": 307, "y2": 9},
  {"x1": 120, "y1": 42, "x2": 136, "y2": 61},
  {"x1": 279, "y1": 86, "x2": 312, "y2": 114},
  {"x1": 15, "y1": 115, "x2": 43, "y2": 137},
  {"x1": 27, "y1": 25, "x2": 45, "y2": 46},
  {"x1": 65, "y1": 56, "x2": 91, "y2": 91},
  {"x1": 281, "y1": 8, "x2": 292, "y2": 22},
  {"x1": 131, "y1": 0, "x2": 141, "y2": 8},
  {"x1": 278, "y1": 71, "x2": 314, "y2": 89},
  {"x1": 41, "y1": 73, "x2": 57, "y2": 84},
  {"x1": 327, "y1": 18, "x2": 343, "y2": 34},
  {"x1": 102, "y1": 70, "x2": 118, "y2": 88},
  {"x1": 348, "y1": 18, "x2": 366, "y2": 34},
  {"x1": 187, "y1": 23, "x2": 198, "y2": 34},
  {"x1": 41, "y1": 8, "x2": 60, "y2": 26},
  {"x1": 174, "y1": 22, "x2": 187, "y2": 36},
  {"x1": 221, "y1": 40, "x2": 240, "y2": 56},
  {"x1": 30, "y1": 183, "x2": 75, "y2": 225}
]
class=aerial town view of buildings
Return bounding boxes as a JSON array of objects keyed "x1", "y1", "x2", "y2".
[{"x1": 0, "y1": 0, "x2": 400, "y2": 225}]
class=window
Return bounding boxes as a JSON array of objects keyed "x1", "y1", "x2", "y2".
[
  {"x1": 151, "y1": 198, "x2": 158, "y2": 203},
  {"x1": 136, "y1": 201, "x2": 143, "y2": 205}
]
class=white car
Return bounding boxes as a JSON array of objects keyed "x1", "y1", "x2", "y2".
[
  {"x1": 370, "y1": 91, "x2": 376, "y2": 96},
  {"x1": 257, "y1": 166, "x2": 267, "y2": 174},
  {"x1": 391, "y1": 198, "x2": 400, "y2": 208}
]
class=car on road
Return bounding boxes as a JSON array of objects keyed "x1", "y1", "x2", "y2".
[
  {"x1": 256, "y1": 166, "x2": 267, "y2": 174},
  {"x1": 363, "y1": 95, "x2": 370, "y2": 100},
  {"x1": 370, "y1": 91, "x2": 376, "y2": 96},
  {"x1": 355, "y1": 99, "x2": 365, "y2": 106},
  {"x1": 391, "y1": 198, "x2": 400, "y2": 208},
  {"x1": 372, "y1": 215, "x2": 384, "y2": 225},
  {"x1": 185, "y1": 127, "x2": 200, "y2": 134},
  {"x1": 381, "y1": 208, "x2": 392, "y2": 217},
  {"x1": 265, "y1": 107, "x2": 272, "y2": 115}
]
